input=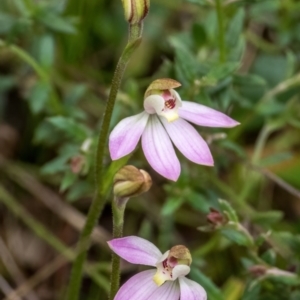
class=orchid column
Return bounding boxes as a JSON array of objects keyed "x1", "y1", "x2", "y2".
[{"x1": 66, "y1": 1, "x2": 150, "y2": 299}]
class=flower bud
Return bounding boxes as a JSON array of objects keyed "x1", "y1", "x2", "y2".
[
  {"x1": 121, "y1": 0, "x2": 150, "y2": 25},
  {"x1": 207, "y1": 208, "x2": 228, "y2": 228},
  {"x1": 248, "y1": 265, "x2": 267, "y2": 277},
  {"x1": 113, "y1": 165, "x2": 152, "y2": 199},
  {"x1": 70, "y1": 155, "x2": 86, "y2": 174}
]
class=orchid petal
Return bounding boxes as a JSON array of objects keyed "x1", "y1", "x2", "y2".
[
  {"x1": 114, "y1": 270, "x2": 180, "y2": 300},
  {"x1": 144, "y1": 93, "x2": 180, "y2": 122},
  {"x1": 161, "y1": 117, "x2": 214, "y2": 166},
  {"x1": 171, "y1": 89, "x2": 182, "y2": 107},
  {"x1": 172, "y1": 265, "x2": 190, "y2": 281},
  {"x1": 179, "y1": 101, "x2": 240, "y2": 128},
  {"x1": 142, "y1": 115, "x2": 180, "y2": 181},
  {"x1": 179, "y1": 277, "x2": 207, "y2": 300},
  {"x1": 144, "y1": 95, "x2": 165, "y2": 114},
  {"x1": 109, "y1": 112, "x2": 149, "y2": 160},
  {"x1": 108, "y1": 236, "x2": 162, "y2": 266}
]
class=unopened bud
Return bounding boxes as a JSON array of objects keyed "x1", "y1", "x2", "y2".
[
  {"x1": 169, "y1": 245, "x2": 192, "y2": 266},
  {"x1": 249, "y1": 265, "x2": 267, "y2": 277},
  {"x1": 70, "y1": 155, "x2": 85, "y2": 174},
  {"x1": 121, "y1": 0, "x2": 150, "y2": 25},
  {"x1": 113, "y1": 165, "x2": 152, "y2": 199},
  {"x1": 207, "y1": 208, "x2": 228, "y2": 228}
]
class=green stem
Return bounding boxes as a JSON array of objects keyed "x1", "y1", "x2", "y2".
[
  {"x1": 251, "y1": 124, "x2": 274, "y2": 165},
  {"x1": 109, "y1": 198, "x2": 126, "y2": 300},
  {"x1": 238, "y1": 124, "x2": 275, "y2": 204},
  {"x1": 215, "y1": 0, "x2": 226, "y2": 63},
  {"x1": 129, "y1": 23, "x2": 143, "y2": 42},
  {"x1": 66, "y1": 24, "x2": 142, "y2": 300}
]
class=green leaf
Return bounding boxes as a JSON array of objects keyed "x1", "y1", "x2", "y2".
[
  {"x1": 161, "y1": 197, "x2": 185, "y2": 216},
  {"x1": 241, "y1": 282, "x2": 261, "y2": 300},
  {"x1": 34, "y1": 121, "x2": 61, "y2": 145},
  {"x1": 38, "y1": 35, "x2": 55, "y2": 68},
  {"x1": 60, "y1": 171, "x2": 77, "y2": 192},
  {"x1": 0, "y1": 75, "x2": 16, "y2": 91},
  {"x1": 186, "y1": 192, "x2": 210, "y2": 213},
  {"x1": 218, "y1": 199, "x2": 239, "y2": 222},
  {"x1": 265, "y1": 273, "x2": 300, "y2": 286},
  {"x1": 66, "y1": 181, "x2": 92, "y2": 202},
  {"x1": 0, "y1": 13, "x2": 15, "y2": 34},
  {"x1": 65, "y1": 84, "x2": 87, "y2": 106},
  {"x1": 220, "y1": 227, "x2": 252, "y2": 246},
  {"x1": 252, "y1": 54, "x2": 288, "y2": 87},
  {"x1": 28, "y1": 81, "x2": 51, "y2": 114},
  {"x1": 174, "y1": 46, "x2": 198, "y2": 85},
  {"x1": 233, "y1": 73, "x2": 267, "y2": 87},
  {"x1": 190, "y1": 268, "x2": 224, "y2": 300},
  {"x1": 37, "y1": 11, "x2": 77, "y2": 34},
  {"x1": 251, "y1": 210, "x2": 283, "y2": 227},
  {"x1": 102, "y1": 155, "x2": 131, "y2": 196},
  {"x1": 41, "y1": 155, "x2": 70, "y2": 175},
  {"x1": 11, "y1": 0, "x2": 31, "y2": 16},
  {"x1": 203, "y1": 62, "x2": 240, "y2": 85},
  {"x1": 192, "y1": 23, "x2": 207, "y2": 48},
  {"x1": 47, "y1": 116, "x2": 90, "y2": 142},
  {"x1": 261, "y1": 249, "x2": 276, "y2": 265},
  {"x1": 226, "y1": 8, "x2": 245, "y2": 48}
]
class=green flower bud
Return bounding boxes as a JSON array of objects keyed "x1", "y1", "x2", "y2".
[
  {"x1": 121, "y1": 0, "x2": 150, "y2": 25},
  {"x1": 113, "y1": 165, "x2": 152, "y2": 199}
]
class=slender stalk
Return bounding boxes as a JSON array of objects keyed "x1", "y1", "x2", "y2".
[
  {"x1": 215, "y1": 0, "x2": 226, "y2": 62},
  {"x1": 66, "y1": 24, "x2": 143, "y2": 300},
  {"x1": 251, "y1": 124, "x2": 274, "y2": 165},
  {"x1": 109, "y1": 199, "x2": 126, "y2": 299},
  {"x1": 128, "y1": 23, "x2": 143, "y2": 42},
  {"x1": 238, "y1": 124, "x2": 275, "y2": 204}
]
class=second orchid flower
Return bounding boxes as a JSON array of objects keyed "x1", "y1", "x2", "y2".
[{"x1": 109, "y1": 78, "x2": 239, "y2": 181}]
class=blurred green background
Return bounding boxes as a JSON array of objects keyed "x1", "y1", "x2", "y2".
[{"x1": 0, "y1": 0, "x2": 300, "y2": 299}]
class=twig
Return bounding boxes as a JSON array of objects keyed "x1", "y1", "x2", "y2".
[
  {"x1": 0, "y1": 154, "x2": 111, "y2": 245},
  {"x1": 0, "y1": 237, "x2": 39, "y2": 300},
  {"x1": 249, "y1": 165, "x2": 300, "y2": 200},
  {"x1": 0, "y1": 185, "x2": 110, "y2": 297},
  {"x1": 4, "y1": 254, "x2": 67, "y2": 300},
  {"x1": 0, "y1": 276, "x2": 22, "y2": 300}
]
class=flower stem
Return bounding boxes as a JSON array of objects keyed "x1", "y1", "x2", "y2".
[
  {"x1": 66, "y1": 25, "x2": 143, "y2": 300},
  {"x1": 109, "y1": 198, "x2": 126, "y2": 299},
  {"x1": 215, "y1": 0, "x2": 226, "y2": 63}
]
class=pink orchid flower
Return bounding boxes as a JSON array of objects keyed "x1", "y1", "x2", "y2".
[
  {"x1": 108, "y1": 236, "x2": 207, "y2": 300},
  {"x1": 109, "y1": 78, "x2": 239, "y2": 181}
]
